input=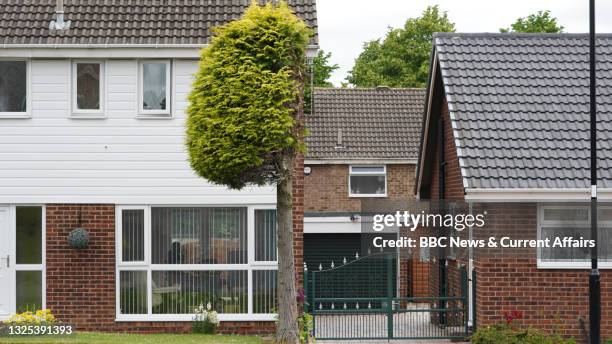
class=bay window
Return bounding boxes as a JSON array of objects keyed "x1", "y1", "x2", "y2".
[{"x1": 116, "y1": 205, "x2": 277, "y2": 321}]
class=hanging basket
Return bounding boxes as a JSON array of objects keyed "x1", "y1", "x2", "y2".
[{"x1": 67, "y1": 228, "x2": 90, "y2": 249}]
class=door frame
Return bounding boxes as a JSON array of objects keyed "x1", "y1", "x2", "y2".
[
  {"x1": 0, "y1": 205, "x2": 46, "y2": 319},
  {"x1": 0, "y1": 206, "x2": 15, "y2": 319}
]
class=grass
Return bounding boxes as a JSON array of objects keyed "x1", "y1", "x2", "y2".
[{"x1": 0, "y1": 332, "x2": 269, "y2": 344}]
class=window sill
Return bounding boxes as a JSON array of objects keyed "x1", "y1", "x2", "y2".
[
  {"x1": 115, "y1": 313, "x2": 276, "y2": 322},
  {"x1": 0, "y1": 113, "x2": 31, "y2": 119},
  {"x1": 136, "y1": 114, "x2": 173, "y2": 120},
  {"x1": 537, "y1": 261, "x2": 612, "y2": 269},
  {"x1": 69, "y1": 114, "x2": 107, "y2": 120},
  {"x1": 349, "y1": 194, "x2": 388, "y2": 198}
]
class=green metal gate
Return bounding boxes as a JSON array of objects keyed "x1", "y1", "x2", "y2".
[{"x1": 304, "y1": 253, "x2": 469, "y2": 341}]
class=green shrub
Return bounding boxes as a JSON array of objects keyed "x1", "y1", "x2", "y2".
[
  {"x1": 298, "y1": 312, "x2": 313, "y2": 343},
  {"x1": 471, "y1": 324, "x2": 576, "y2": 344}
]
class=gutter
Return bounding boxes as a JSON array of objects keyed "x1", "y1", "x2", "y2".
[
  {"x1": 304, "y1": 158, "x2": 417, "y2": 165},
  {"x1": 1, "y1": 44, "x2": 320, "y2": 50},
  {"x1": 463, "y1": 188, "x2": 612, "y2": 202}
]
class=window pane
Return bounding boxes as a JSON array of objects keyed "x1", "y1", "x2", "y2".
[
  {"x1": 76, "y1": 63, "x2": 100, "y2": 110},
  {"x1": 540, "y1": 226, "x2": 591, "y2": 261},
  {"x1": 350, "y1": 175, "x2": 386, "y2": 195},
  {"x1": 142, "y1": 63, "x2": 167, "y2": 110},
  {"x1": 543, "y1": 208, "x2": 588, "y2": 222},
  {"x1": 120, "y1": 271, "x2": 148, "y2": 314},
  {"x1": 255, "y1": 210, "x2": 276, "y2": 261},
  {"x1": 122, "y1": 209, "x2": 145, "y2": 262},
  {"x1": 16, "y1": 271, "x2": 42, "y2": 313},
  {"x1": 253, "y1": 270, "x2": 277, "y2": 313},
  {"x1": 598, "y1": 208, "x2": 612, "y2": 222},
  {"x1": 151, "y1": 207, "x2": 247, "y2": 264},
  {"x1": 152, "y1": 270, "x2": 247, "y2": 314},
  {"x1": 16, "y1": 206, "x2": 42, "y2": 265},
  {"x1": 0, "y1": 61, "x2": 26, "y2": 112},
  {"x1": 351, "y1": 166, "x2": 384, "y2": 173}
]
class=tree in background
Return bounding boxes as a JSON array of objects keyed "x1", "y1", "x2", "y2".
[
  {"x1": 312, "y1": 50, "x2": 338, "y2": 87},
  {"x1": 305, "y1": 50, "x2": 339, "y2": 113},
  {"x1": 500, "y1": 10, "x2": 564, "y2": 33},
  {"x1": 186, "y1": 2, "x2": 311, "y2": 343},
  {"x1": 347, "y1": 5, "x2": 455, "y2": 88}
]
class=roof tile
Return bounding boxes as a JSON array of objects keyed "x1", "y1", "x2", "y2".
[
  {"x1": 434, "y1": 33, "x2": 612, "y2": 189},
  {"x1": 306, "y1": 87, "x2": 425, "y2": 160},
  {"x1": 0, "y1": 0, "x2": 317, "y2": 45}
]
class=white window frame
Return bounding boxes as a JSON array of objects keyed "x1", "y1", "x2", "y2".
[
  {"x1": 138, "y1": 60, "x2": 171, "y2": 117},
  {"x1": 537, "y1": 203, "x2": 612, "y2": 269},
  {"x1": 0, "y1": 59, "x2": 31, "y2": 119},
  {"x1": 71, "y1": 60, "x2": 105, "y2": 118},
  {"x1": 251, "y1": 206, "x2": 278, "y2": 266},
  {"x1": 348, "y1": 165, "x2": 388, "y2": 198},
  {"x1": 115, "y1": 205, "x2": 277, "y2": 322}
]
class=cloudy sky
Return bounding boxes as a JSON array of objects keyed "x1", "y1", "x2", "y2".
[{"x1": 317, "y1": 0, "x2": 612, "y2": 86}]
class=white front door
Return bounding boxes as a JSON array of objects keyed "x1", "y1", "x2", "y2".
[{"x1": 0, "y1": 207, "x2": 14, "y2": 318}]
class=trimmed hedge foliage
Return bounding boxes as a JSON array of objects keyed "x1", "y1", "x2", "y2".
[{"x1": 186, "y1": 1, "x2": 311, "y2": 189}]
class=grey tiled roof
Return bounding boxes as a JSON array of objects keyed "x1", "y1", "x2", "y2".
[
  {"x1": 0, "y1": 0, "x2": 317, "y2": 45},
  {"x1": 306, "y1": 87, "x2": 426, "y2": 160},
  {"x1": 435, "y1": 33, "x2": 612, "y2": 189}
]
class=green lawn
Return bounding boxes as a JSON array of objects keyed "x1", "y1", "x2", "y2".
[{"x1": 0, "y1": 332, "x2": 269, "y2": 344}]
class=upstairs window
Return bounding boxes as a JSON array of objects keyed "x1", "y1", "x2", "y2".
[
  {"x1": 72, "y1": 61, "x2": 104, "y2": 116},
  {"x1": 0, "y1": 60, "x2": 28, "y2": 117},
  {"x1": 349, "y1": 165, "x2": 387, "y2": 197},
  {"x1": 139, "y1": 60, "x2": 171, "y2": 116}
]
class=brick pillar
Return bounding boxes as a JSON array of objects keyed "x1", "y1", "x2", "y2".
[
  {"x1": 293, "y1": 151, "x2": 305, "y2": 288},
  {"x1": 46, "y1": 204, "x2": 116, "y2": 331}
]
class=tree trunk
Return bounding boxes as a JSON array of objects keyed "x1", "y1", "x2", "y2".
[{"x1": 275, "y1": 151, "x2": 299, "y2": 344}]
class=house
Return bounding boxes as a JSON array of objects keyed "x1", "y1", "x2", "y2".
[
  {"x1": 0, "y1": 0, "x2": 317, "y2": 334},
  {"x1": 304, "y1": 87, "x2": 427, "y2": 299},
  {"x1": 416, "y1": 32, "x2": 612, "y2": 340}
]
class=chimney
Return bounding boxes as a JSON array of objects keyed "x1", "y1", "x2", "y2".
[{"x1": 50, "y1": 0, "x2": 71, "y2": 30}]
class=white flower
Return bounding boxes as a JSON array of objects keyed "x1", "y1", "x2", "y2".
[{"x1": 206, "y1": 302, "x2": 212, "y2": 311}]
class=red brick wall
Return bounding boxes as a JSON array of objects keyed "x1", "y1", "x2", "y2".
[
  {"x1": 472, "y1": 203, "x2": 612, "y2": 342},
  {"x1": 294, "y1": 152, "x2": 305, "y2": 287},
  {"x1": 46, "y1": 204, "x2": 116, "y2": 331},
  {"x1": 429, "y1": 99, "x2": 464, "y2": 201},
  {"x1": 304, "y1": 164, "x2": 415, "y2": 213}
]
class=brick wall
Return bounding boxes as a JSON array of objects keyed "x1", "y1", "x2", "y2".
[
  {"x1": 429, "y1": 99, "x2": 464, "y2": 201},
  {"x1": 473, "y1": 203, "x2": 612, "y2": 342},
  {"x1": 46, "y1": 204, "x2": 116, "y2": 331},
  {"x1": 294, "y1": 152, "x2": 305, "y2": 287},
  {"x1": 304, "y1": 163, "x2": 415, "y2": 213}
]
